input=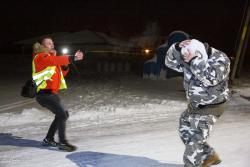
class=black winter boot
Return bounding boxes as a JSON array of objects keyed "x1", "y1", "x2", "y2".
[
  {"x1": 57, "y1": 141, "x2": 77, "y2": 152},
  {"x1": 41, "y1": 138, "x2": 58, "y2": 147}
]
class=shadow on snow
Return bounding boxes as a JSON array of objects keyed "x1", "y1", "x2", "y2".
[
  {"x1": 0, "y1": 133, "x2": 184, "y2": 166},
  {"x1": 66, "y1": 151, "x2": 183, "y2": 167},
  {"x1": 0, "y1": 133, "x2": 59, "y2": 151}
]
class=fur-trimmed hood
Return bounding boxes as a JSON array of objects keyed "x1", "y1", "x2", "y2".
[{"x1": 32, "y1": 42, "x2": 49, "y2": 54}]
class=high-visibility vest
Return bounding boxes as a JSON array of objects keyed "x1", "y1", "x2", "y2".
[{"x1": 32, "y1": 54, "x2": 67, "y2": 92}]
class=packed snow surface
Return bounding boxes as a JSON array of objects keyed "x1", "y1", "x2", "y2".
[{"x1": 0, "y1": 76, "x2": 250, "y2": 167}]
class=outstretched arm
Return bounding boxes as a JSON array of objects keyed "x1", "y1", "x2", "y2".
[{"x1": 35, "y1": 53, "x2": 70, "y2": 67}]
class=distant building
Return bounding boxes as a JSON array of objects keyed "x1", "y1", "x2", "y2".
[
  {"x1": 15, "y1": 30, "x2": 134, "y2": 55},
  {"x1": 143, "y1": 31, "x2": 191, "y2": 80},
  {"x1": 15, "y1": 30, "x2": 143, "y2": 75}
]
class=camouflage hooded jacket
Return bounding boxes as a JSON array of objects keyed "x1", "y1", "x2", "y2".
[{"x1": 165, "y1": 39, "x2": 230, "y2": 108}]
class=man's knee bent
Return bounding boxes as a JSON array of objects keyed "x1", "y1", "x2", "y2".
[{"x1": 56, "y1": 110, "x2": 69, "y2": 120}]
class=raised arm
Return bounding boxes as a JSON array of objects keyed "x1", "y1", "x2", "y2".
[
  {"x1": 165, "y1": 43, "x2": 184, "y2": 73},
  {"x1": 189, "y1": 49, "x2": 230, "y2": 86}
]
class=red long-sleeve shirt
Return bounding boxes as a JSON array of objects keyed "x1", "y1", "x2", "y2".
[{"x1": 33, "y1": 52, "x2": 70, "y2": 93}]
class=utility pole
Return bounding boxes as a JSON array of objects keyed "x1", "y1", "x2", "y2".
[{"x1": 231, "y1": 0, "x2": 250, "y2": 81}]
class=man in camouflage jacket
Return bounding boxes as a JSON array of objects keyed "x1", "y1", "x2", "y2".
[{"x1": 165, "y1": 39, "x2": 230, "y2": 167}]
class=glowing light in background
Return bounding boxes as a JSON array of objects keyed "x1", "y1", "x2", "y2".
[
  {"x1": 62, "y1": 48, "x2": 69, "y2": 54},
  {"x1": 144, "y1": 49, "x2": 151, "y2": 54}
]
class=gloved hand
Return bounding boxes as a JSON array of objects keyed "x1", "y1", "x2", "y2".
[
  {"x1": 179, "y1": 39, "x2": 207, "y2": 63},
  {"x1": 74, "y1": 50, "x2": 84, "y2": 61}
]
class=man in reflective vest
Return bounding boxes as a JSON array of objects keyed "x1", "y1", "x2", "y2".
[{"x1": 32, "y1": 36, "x2": 83, "y2": 152}]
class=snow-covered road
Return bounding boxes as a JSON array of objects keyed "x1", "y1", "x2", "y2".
[{"x1": 0, "y1": 76, "x2": 250, "y2": 167}]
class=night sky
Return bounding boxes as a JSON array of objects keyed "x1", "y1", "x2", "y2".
[{"x1": 0, "y1": 0, "x2": 248, "y2": 56}]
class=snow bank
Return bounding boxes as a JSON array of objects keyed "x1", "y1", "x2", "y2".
[{"x1": 0, "y1": 108, "x2": 51, "y2": 126}]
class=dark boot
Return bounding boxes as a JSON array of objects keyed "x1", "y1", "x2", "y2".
[
  {"x1": 41, "y1": 138, "x2": 58, "y2": 147},
  {"x1": 57, "y1": 141, "x2": 77, "y2": 152},
  {"x1": 202, "y1": 152, "x2": 221, "y2": 167}
]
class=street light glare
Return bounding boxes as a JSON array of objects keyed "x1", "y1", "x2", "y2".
[
  {"x1": 144, "y1": 49, "x2": 150, "y2": 54},
  {"x1": 62, "y1": 48, "x2": 69, "y2": 54}
]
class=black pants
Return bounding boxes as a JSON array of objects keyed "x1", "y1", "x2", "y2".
[{"x1": 36, "y1": 92, "x2": 69, "y2": 143}]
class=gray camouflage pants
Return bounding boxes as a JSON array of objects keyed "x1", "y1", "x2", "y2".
[{"x1": 179, "y1": 110, "x2": 218, "y2": 167}]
